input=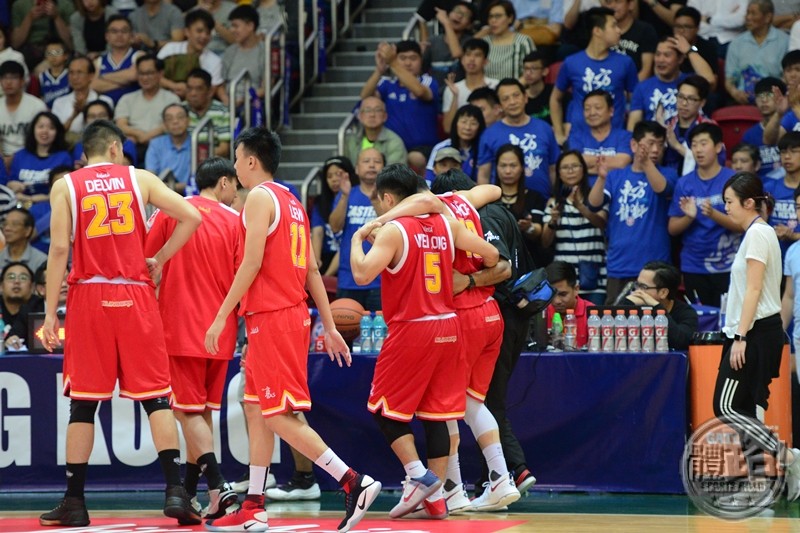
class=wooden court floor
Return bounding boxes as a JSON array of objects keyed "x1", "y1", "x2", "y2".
[{"x1": 2, "y1": 491, "x2": 800, "y2": 533}]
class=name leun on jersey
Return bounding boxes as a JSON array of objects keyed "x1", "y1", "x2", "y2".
[{"x1": 288, "y1": 201, "x2": 305, "y2": 223}]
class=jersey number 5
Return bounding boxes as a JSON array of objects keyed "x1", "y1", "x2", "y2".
[
  {"x1": 82, "y1": 192, "x2": 135, "y2": 238},
  {"x1": 425, "y1": 252, "x2": 441, "y2": 294}
]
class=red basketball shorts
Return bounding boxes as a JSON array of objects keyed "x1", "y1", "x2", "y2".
[
  {"x1": 169, "y1": 356, "x2": 230, "y2": 412},
  {"x1": 459, "y1": 299, "x2": 503, "y2": 401}
]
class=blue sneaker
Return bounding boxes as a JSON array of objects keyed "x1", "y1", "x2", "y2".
[{"x1": 389, "y1": 470, "x2": 442, "y2": 519}]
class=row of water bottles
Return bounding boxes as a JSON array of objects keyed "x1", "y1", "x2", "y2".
[
  {"x1": 587, "y1": 308, "x2": 669, "y2": 353},
  {"x1": 352, "y1": 312, "x2": 387, "y2": 353}
]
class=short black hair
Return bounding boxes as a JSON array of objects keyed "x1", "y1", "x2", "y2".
[
  {"x1": 196, "y1": 157, "x2": 237, "y2": 191},
  {"x1": 431, "y1": 168, "x2": 477, "y2": 194},
  {"x1": 185, "y1": 8, "x2": 215, "y2": 31},
  {"x1": 779, "y1": 131, "x2": 800, "y2": 151},
  {"x1": 586, "y1": 7, "x2": 615, "y2": 32},
  {"x1": 632, "y1": 120, "x2": 666, "y2": 142},
  {"x1": 376, "y1": 164, "x2": 418, "y2": 201},
  {"x1": 83, "y1": 99, "x2": 114, "y2": 121},
  {"x1": 496, "y1": 77, "x2": 526, "y2": 96},
  {"x1": 783, "y1": 50, "x2": 800, "y2": 70},
  {"x1": 462, "y1": 38, "x2": 489, "y2": 57},
  {"x1": 522, "y1": 50, "x2": 548, "y2": 66},
  {"x1": 731, "y1": 142, "x2": 761, "y2": 163},
  {"x1": 468, "y1": 86, "x2": 499, "y2": 106},
  {"x1": 678, "y1": 75, "x2": 710, "y2": 100},
  {"x1": 236, "y1": 126, "x2": 282, "y2": 175},
  {"x1": 161, "y1": 102, "x2": 187, "y2": 121},
  {"x1": 229, "y1": 4, "x2": 259, "y2": 26},
  {"x1": 48, "y1": 165, "x2": 72, "y2": 188},
  {"x1": 687, "y1": 122, "x2": 723, "y2": 145},
  {"x1": 755, "y1": 76, "x2": 786, "y2": 96},
  {"x1": 82, "y1": 119, "x2": 126, "y2": 158},
  {"x1": 187, "y1": 68, "x2": 212, "y2": 88},
  {"x1": 674, "y1": 6, "x2": 701, "y2": 26},
  {"x1": 642, "y1": 261, "x2": 681, "y2": 300},
  {"x1": 0, "y1": 60, "x2": 24, "y2": 78},
  {"x1": 33, "y1": 264, "x2": 47, "y2": 285},
  {"x1": 583, "y1": 89, "x2": 613, "y2": 108},
  {"x1": 106, "y1": 14, "x2": 132, "y2": 31},
  {"x1": 545, "y1": 260, "x2": 578, "y2": 287},
  {"x1": 1, "y1": 261, "x2": 34, "y2": 281},
  {"x1": 395, "y1": 40, "x2": 422, "y2": 56},
  {"x1": 136, "y1": 53, "x2": 164, "y2": 71}
]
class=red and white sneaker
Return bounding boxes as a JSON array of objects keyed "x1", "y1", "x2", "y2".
[
  {"x1": 472, "y1": 471, "x2": 520, "y2": 511},
  {"x1": 405, "y1": 498, "x2": 449, "y2": 520},
  {"x1": 205, "y1": 499, "x2": 268, "y2": 532}
]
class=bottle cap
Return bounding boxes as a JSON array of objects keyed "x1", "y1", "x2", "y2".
[
  {"x1": 603, "y1": 310, "x2": 611, "y2": 314},
  {"x1": 376, "y1": 311, "x2": 383, "y2": 316},
  {"x1": 657, "y1": 309, "x2": 666, "y2": 315},
  {"x1": 630, "y1": 309, "x2": 638, "y2": 315},
  {"x1": 644, "y1": 309, "x2": 652, "y2": 314},
  {"x1": 616, "y1": 309, "x2": 625, "y2": 314},
  {"x1": 590, "y1": 309, "x2": 599, "y2": 315},
  {"x1": 567, "y1": 309, "x2": 574, "y2": 314}
]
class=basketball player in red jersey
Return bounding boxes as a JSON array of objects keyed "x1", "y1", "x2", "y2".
[
  {"x1": 40, "y1": 120, "x2": 203, "y2": 527},
  {"x1": 203, "y1": 127, "x2": 381, "y2": 533},
  {"x1": 349, "y1": 164, "x2": 501, "y2": 520},
  {"x1": 373, "y1": 171, "x2": 521, "y2": 513},
  {"x1": 145, "y1": 157, "x2": 241, "y2": 521}
]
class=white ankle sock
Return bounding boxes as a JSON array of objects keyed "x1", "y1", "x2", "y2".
[
  {"x1": 314, "y1": 448, "x2": 349, "y2": 481},
  {"x1": 404, "y1": 460, "x2": 426, "y2": 479},
  {"x1": 248, "y1": 466, "x2": 267, "y2": 495},
  {"x1": 446, "y1": 453, "x2": 463, "y2": 487},
  {"x1": 482, "y1": 443, "x2": 508, "y2": 477}
]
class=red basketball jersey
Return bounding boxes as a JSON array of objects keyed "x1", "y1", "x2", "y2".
[
  {"x1": 438, "y1": 192, "x2": 494, "y2": 309},
  {"x1": 145, "y1": 196, "x2": 241, "y2": 358},
  {"x1": 65, "y1": 164, "x2": 151, "y2": 285},
  {"x1": 240, "y1": 181, "x2": 310, "y2": 314},
  {"x1": 381, "y1": 214, "x2": 456, "y2": 323}
]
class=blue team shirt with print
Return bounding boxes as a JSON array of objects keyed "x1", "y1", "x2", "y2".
[
  {"x1": 566, "y1": 127, "x2": 632, "y2": 183},
  {"x1": 603, "y1": 165, "x2": 676, "y2": 277},
  {"x1": 478, "y1": 118, "x2": 560, "y2": 199},
  {"x1": 7, "y1": 149, "x2": 72, "y2": 196},
  {"x1": 764, "y1": 177, "x2": 800, "y2": 256},
  {"x1": 38, "y1": 69, "x2": 70, "y2": 108},
  {"x1": 377, "y1": 75, "x2": 440, "y2": 149},
  {"x1": 668, "y1": 166, "x2": 740, "y2": 274},
  {"x1": 630, "y1": 73, "x2": 687, "y2": 123},
  {"x1": 556, "y1": 50, "x2": 639, "y2": 130},
  {"x1": 337, "y1": 186, "x2": 380, "y2": 290},
  {"x1": 741, "y1": 123, "x2": 780, "y2": 180}
]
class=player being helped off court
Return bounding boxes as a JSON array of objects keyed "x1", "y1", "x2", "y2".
[
  {"x1": 204, "y1": 127, "x2": 381, "y2": 532},
  {"x1": 349, "y1": 163, "x2": 501, "y2": 519}
]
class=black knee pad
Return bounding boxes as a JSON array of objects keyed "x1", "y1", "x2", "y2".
[
  {"x1": 69, "y1": 400, "x2": 99, "y2": 424},
  {"x1": 141, "y1": 396, "x2": 171, "y2": 416},
  {"x1": 422, "y1": 420, "x2": 450, "y2": 459},
  {"x1": 373, "y1": 411, "x2": 413, "y2": 445}
]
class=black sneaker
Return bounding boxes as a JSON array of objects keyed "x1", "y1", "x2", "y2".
[
  {"x1": 204, "y1": 481, "x2": 240, "y2": 519},
  {"x1": 163, "y1": 484, "x2": 202, "y2": 525},
  {"x1": 338, "y1": 474, "x2": 381, "y2": 533},
  {"x1": 265, "y1": 471, "x2": 321, "y2": 501},
  {"x1": 39, "y1": 496, "x2": 90, "y2": 527}
]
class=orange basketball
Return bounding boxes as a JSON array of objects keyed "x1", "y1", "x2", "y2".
[{"x1": 330, "y1": 298, "x2": 365, "y2": 341}]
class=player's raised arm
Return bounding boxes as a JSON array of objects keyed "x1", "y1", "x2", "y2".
[{"x1": 375, "y1": 191, "x2": 443, "y2": 224}]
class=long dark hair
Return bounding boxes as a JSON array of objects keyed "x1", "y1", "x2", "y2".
[
  {"x1": 25, "y1": 112, "x2": 67, "y2": 155},
  {"x1": 495, "y1": 143, "x2": 526, "y2": 215},
  {"x1": 450, "y1": 104, "x2": 485, "y2": 179},
  {"x1": 318, "y1": 156, "x2": 358, "y2": 221},
  {"x1": 553, "y1": 150, "x2": 590, "y2": 207}
]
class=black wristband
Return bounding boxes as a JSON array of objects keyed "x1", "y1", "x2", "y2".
[
  {"x1": 467, "y1": 274, "x2": 476, "y2": 289},
  {"x1": 734, "y1": 334, "x2": 747, "y2": 342}
]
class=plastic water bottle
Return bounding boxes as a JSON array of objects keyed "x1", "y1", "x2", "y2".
[
  {"x1": 655, "y1": 309, "x2": 669, "y2": 352},
  {"x1": 551, "y1": 312, "x2": 564, "y2": 350},
  {"x1": 587, "y1": 310, "x2": 601, "y2": 352},
  {"x1": 614, "y1": 310, "x2": 628, "y2": 352},
  {"x1": 601, "y1": 310, "x2": 614, "y2": 352},
  {"x1": 372, "y1": 312, "x2": 387, "y2": 352},
  {"x1": 627, "y1": 309, "x2": 641, "y2": 352},
  {"x1": 353, "y1": 313, "x2": 372, "y2": 353},
  {"x1": 564, "y1": 308, "x2": 577, "y2": 350},
  {"x1": 641, "y1": 309, "x2": 655, "y2": 353}
]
